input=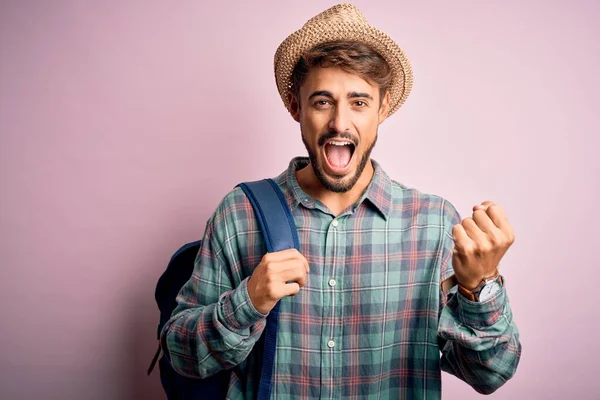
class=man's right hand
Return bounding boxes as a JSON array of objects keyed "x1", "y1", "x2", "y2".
[{"x1": 247, "y1": 248, "x2": 310, "y2": 315}]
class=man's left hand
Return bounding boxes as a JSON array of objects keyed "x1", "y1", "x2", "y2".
[{"x1": 452, "y1": 201, "x2": 515, "y2": 290}]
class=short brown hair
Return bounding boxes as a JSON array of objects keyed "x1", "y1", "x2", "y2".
[{"x1": 290, "y1": 40, "x2": 392, "y2": 107}]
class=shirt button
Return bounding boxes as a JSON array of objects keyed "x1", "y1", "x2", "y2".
[
  {"x1": 327, "y1": 340, "x2": 335, "y2": 348},
  {"x1": 331, "y1": 219, "x2": 339, "y2": 227},
  {"x1": 328, "y1": 279, "x2": 337, "y2": 287}
]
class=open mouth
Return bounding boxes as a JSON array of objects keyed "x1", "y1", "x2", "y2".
[{"x1": 323, "y1": 140, "x2": 356, "y2": 175}]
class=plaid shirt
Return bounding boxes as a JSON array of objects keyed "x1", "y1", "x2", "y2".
[{"x1": 161, "y1": 157, "x2": 521, "y2": 399}]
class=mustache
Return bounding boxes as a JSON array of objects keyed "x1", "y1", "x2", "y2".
[{"x1": 317, "y1": 131, "x2": 358, "y2": 147}]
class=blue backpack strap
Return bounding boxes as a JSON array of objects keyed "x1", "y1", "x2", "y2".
[
  {"x1": 236, "y1": 178, "x2": 299, "y2": 400},
  {"x1": 238, "y1": 178, "x2": 300, "y2": 254}
]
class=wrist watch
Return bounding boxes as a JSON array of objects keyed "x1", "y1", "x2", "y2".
[{"x1": 458, "y1": 273, "x2": 503, "y2": 302}]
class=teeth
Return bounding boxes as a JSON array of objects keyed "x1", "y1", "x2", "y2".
[{"x1": 328, "y1": 141, "x2": 352, "y2": 146}]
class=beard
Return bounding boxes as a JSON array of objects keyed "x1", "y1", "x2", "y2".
[{"x1": 301, "y1": 130, "x2": 378, "y2": 193}]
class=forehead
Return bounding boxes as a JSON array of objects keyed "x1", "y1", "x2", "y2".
[{"x1": 300, "y1": 66, "x2": 377, "y2": 96}]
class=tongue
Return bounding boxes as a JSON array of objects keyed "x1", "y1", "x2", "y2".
[{"x1": 326, "y1": 144, "x2": 352, "y2": 168}]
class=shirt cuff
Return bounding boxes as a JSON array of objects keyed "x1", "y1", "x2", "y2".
[
  {"x1": 217, "y1": 277, "x2": 268, "y2": 331},
  {"x1": 457, "y1": 286, "x2": 507, "y2": 328}
]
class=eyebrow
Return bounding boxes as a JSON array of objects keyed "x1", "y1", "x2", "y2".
[{"x1": 308, "y1": 90, "x2": 374, "y2": 100}]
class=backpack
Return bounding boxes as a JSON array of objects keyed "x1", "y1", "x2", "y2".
[{"x1": 148, "y1": 179, "x2": 300, "y2": 400}]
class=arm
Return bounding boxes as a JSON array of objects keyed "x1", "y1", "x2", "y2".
[
  {"x1": 438, "y1": 200, "x2": 522, "y2": 394},
  {"x1": 160, "y1": 192, "x2": 268, "y2": 379}
]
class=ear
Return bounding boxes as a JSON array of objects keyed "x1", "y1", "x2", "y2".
[
  {"x1": 378, "y1": 91, "x2": 391, "y2": 124},
  {"x1": 287, "y1": 92, "x2": 301, "y2": 122}
]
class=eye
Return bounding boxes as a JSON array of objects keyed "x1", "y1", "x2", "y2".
[
  {"x1": 314, "y1": 100, "x2": 331, "y2": 108},
  {"x1": 354, "y1": 101, "x2": 367, "y2": 107}
]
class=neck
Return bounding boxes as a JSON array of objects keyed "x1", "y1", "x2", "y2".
[{"x1": 295, "y1": 159, "x2": 374, "y2": 216}]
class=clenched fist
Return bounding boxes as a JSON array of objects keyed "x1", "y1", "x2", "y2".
[
  {"x1": 452, "y1": 201, "x2": 515, "y2": 290},
  {"x1": 247, "y1": 248, "x2": 310, "y2": 314}
]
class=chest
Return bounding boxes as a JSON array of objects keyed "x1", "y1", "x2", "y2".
[{"x1": 282, "y1": 213, "x2": 445, "y2": 318}]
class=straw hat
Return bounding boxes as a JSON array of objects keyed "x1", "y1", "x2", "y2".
[{"x1": 274, "y1": 3, "x2": 413, "y2": 118}]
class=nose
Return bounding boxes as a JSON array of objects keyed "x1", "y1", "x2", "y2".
[{"x1": 328, "y1": 104, "x2": 351, "y2": 133}]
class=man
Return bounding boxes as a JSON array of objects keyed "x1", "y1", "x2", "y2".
[{"x1": 160, "y1": 3, "x2": 521, "y2": 398}]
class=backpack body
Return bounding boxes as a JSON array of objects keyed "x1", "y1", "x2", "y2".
[{"x1": 152, "y1": 240, "x2": 230, "y2": 399}]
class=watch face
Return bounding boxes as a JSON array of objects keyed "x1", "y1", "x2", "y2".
[{"x1": 478, "y1": 281, "x2": 501, "y2": 302}]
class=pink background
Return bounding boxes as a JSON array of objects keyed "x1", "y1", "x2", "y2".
[{"x1": 1, "y1": 1, "x2": 599, "y2": 399}]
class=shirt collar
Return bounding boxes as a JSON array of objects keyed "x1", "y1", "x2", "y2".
[{"x1": 276, "y1": 156, "x2": 392, "y2": 220}]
